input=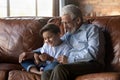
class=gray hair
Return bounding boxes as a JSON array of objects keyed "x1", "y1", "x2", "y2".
[{"x1": 61, "y1": 4, "x2": 83, "y2": 22}]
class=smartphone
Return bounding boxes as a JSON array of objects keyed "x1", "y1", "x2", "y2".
[{"x1": 35, "y1": 52, "x2": 41, "y2": 54}]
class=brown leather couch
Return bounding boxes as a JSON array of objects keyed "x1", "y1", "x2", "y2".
[
  {"x1": 0, "y1": 17, "x2": 50, "y2": 80},
  {"x1": 0, "y1": 16, "x2": 120, "y2": 80}
]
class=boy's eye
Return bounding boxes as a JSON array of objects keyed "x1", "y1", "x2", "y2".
[{"x1": 43, "y1": 34, "x2": 56, "y2": 40}]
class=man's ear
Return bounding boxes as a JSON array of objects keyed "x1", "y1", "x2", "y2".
[
  {"x1": 58, "y1": 32, "x2": 62, "y2": 37},
  {"x1": 76, "y1": 17, "x2": 81, "y2": 25}
]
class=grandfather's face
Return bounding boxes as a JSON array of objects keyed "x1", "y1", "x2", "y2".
[{"x1": 61, "y1": 14, "x2": 79, "y2": 34}]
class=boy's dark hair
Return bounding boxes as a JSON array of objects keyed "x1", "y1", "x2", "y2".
[{"x1": 40, "y1": 23, "x2": 60, "y2": 36}]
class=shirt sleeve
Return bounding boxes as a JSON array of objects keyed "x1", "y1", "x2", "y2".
[
  {"x1": 32, "y1": 48, "x2": 41, "y2": 53},
  {"x1": 32, "y1": 43, "x2": 48, "y2": 54},
  {"x1": 39, "y1": 43, "x2": 49, "y2": 54},
  {"x1": 62, "y1": 44, "x2": 71, "y2": 57}
]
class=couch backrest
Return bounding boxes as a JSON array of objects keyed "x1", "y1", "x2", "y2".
[
  {"x1": 0, "y1": 17, "x2": 50, "y2": 63},
  {"x1": 91, "y1": 16, "x2": 120, "y2": 72}
]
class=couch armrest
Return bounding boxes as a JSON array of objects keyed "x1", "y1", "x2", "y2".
[{"x1": 75, "y1": 72, "x2": 120, "y2": 80}]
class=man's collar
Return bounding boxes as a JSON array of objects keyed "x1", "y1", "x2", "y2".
[{"x1": 75, "y1": 24, "x2": 86, "y2": 33}]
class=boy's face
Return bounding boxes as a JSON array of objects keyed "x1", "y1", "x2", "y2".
[{"x1": 42, "y1": 31, "x2": 60, "y2": 46}]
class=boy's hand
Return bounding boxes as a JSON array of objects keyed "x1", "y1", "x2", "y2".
[
  {"x1": 39, "y1": 53, "x2": 48, "y2": 61},
  {"x1": 35, "y1": 59, "x2": 40, "y2": 65},
  {"x1": 19, "y1": 52, "x2": 33, "y2": 63},
  {"x1": 19, "y1": 52, "x2": 26, "y2": 63}
]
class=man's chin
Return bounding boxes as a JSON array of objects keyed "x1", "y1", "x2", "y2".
[
  {"x1": 68, "y1": 31, "x2": 75, "y2": 34},
  {"x1": 49, "y1": 44, "x2": 55, "y2": 47}
]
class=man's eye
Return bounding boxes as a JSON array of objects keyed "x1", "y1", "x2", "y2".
[
  {"x1": 61, "y1": 22, "x2": 64, "y2": 24},
  {"x1": 62, "y1": 21, "x2": 71, "y2": 24},
  {"x1": 62, "y1": 22, "x2": 67, "y2": 24}
]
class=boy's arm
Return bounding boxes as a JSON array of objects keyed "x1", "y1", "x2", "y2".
[{"x1": 32, "y1": 48, "x2": 41, "y2": 53}]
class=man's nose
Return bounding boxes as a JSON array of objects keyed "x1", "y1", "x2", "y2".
[
  {"x1": 45, "y1": 39, "x2": 49, "y2": 43},
  {"x1": 63, "y1": 23, "x2": 69, "y2": 28},
  {"x1": 63, "y1": 23, "x2": 69, "y2": 32}
]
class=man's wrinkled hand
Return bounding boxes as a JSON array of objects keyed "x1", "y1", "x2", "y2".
[{"x1": 57, "y1": 55, "x2": 68, "y2": 64}]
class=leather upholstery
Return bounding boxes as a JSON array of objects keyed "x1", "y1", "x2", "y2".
[
  {"x1": 0, "y1": 70, "x2": 8, "y2": 80},
  {"x1": 91, "y1": 16, "x2": 120, "y2": 72},
  {"x1": 8, "y1": 70, "x2": 41, "y2": 80},
  {"x1": 0, "y1": 18, "x2": 45, "y2": 63},
  {"x1": 0, "y1": 17, "x2": 50, "y2": 80},
  {"x1": 76, "y1": 72, "x2": 120, "y2": 80}
]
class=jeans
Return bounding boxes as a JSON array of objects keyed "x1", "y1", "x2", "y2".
[
  {"x1": 21, "y1": 59, "x2": 59, "y2": 72},
  {"x1": 44, "y1": 61, "x2": 59, "y2": 71}
]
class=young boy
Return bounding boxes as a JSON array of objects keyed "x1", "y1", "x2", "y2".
[{"x1": 20, "y1": 23, "x2": 71, "y2": 75}]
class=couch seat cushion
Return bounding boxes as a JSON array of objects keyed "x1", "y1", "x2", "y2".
[
  {"x1": 0, "y1": 70, "x2": 8, "y2": 80},
  {"x1": 0, "y1": 63, "x2": 22, "y2": 70},
  {"x1": 75, "y1": 72, "x2": 120, "y2": 80},
  {"x1": 8, "y1": 70, "x2": 41, "y2": 80}
]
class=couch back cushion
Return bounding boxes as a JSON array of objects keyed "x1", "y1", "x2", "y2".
[
  {"x1": 0, "y1": 18, "x2": 49, "y2": 63},
  {"x1": 91, "y1": 16, "x2": 120, "y2": 72}
]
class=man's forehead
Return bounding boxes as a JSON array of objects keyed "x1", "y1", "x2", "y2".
[{"x1": 61, "y1": 15, "x2": 72, "y2": 21}]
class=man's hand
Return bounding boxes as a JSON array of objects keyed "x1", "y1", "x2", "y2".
[
  {"x1": 57, "y1": 55, "x2": 68, "y2": 64},
  {"x1": 19, "y1": 52, "x2": 33, "y2": 63}
]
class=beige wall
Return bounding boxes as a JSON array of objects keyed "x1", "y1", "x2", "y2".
[{"x1": 68, "y1": 0, "x2": 120, "y2": 17}]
